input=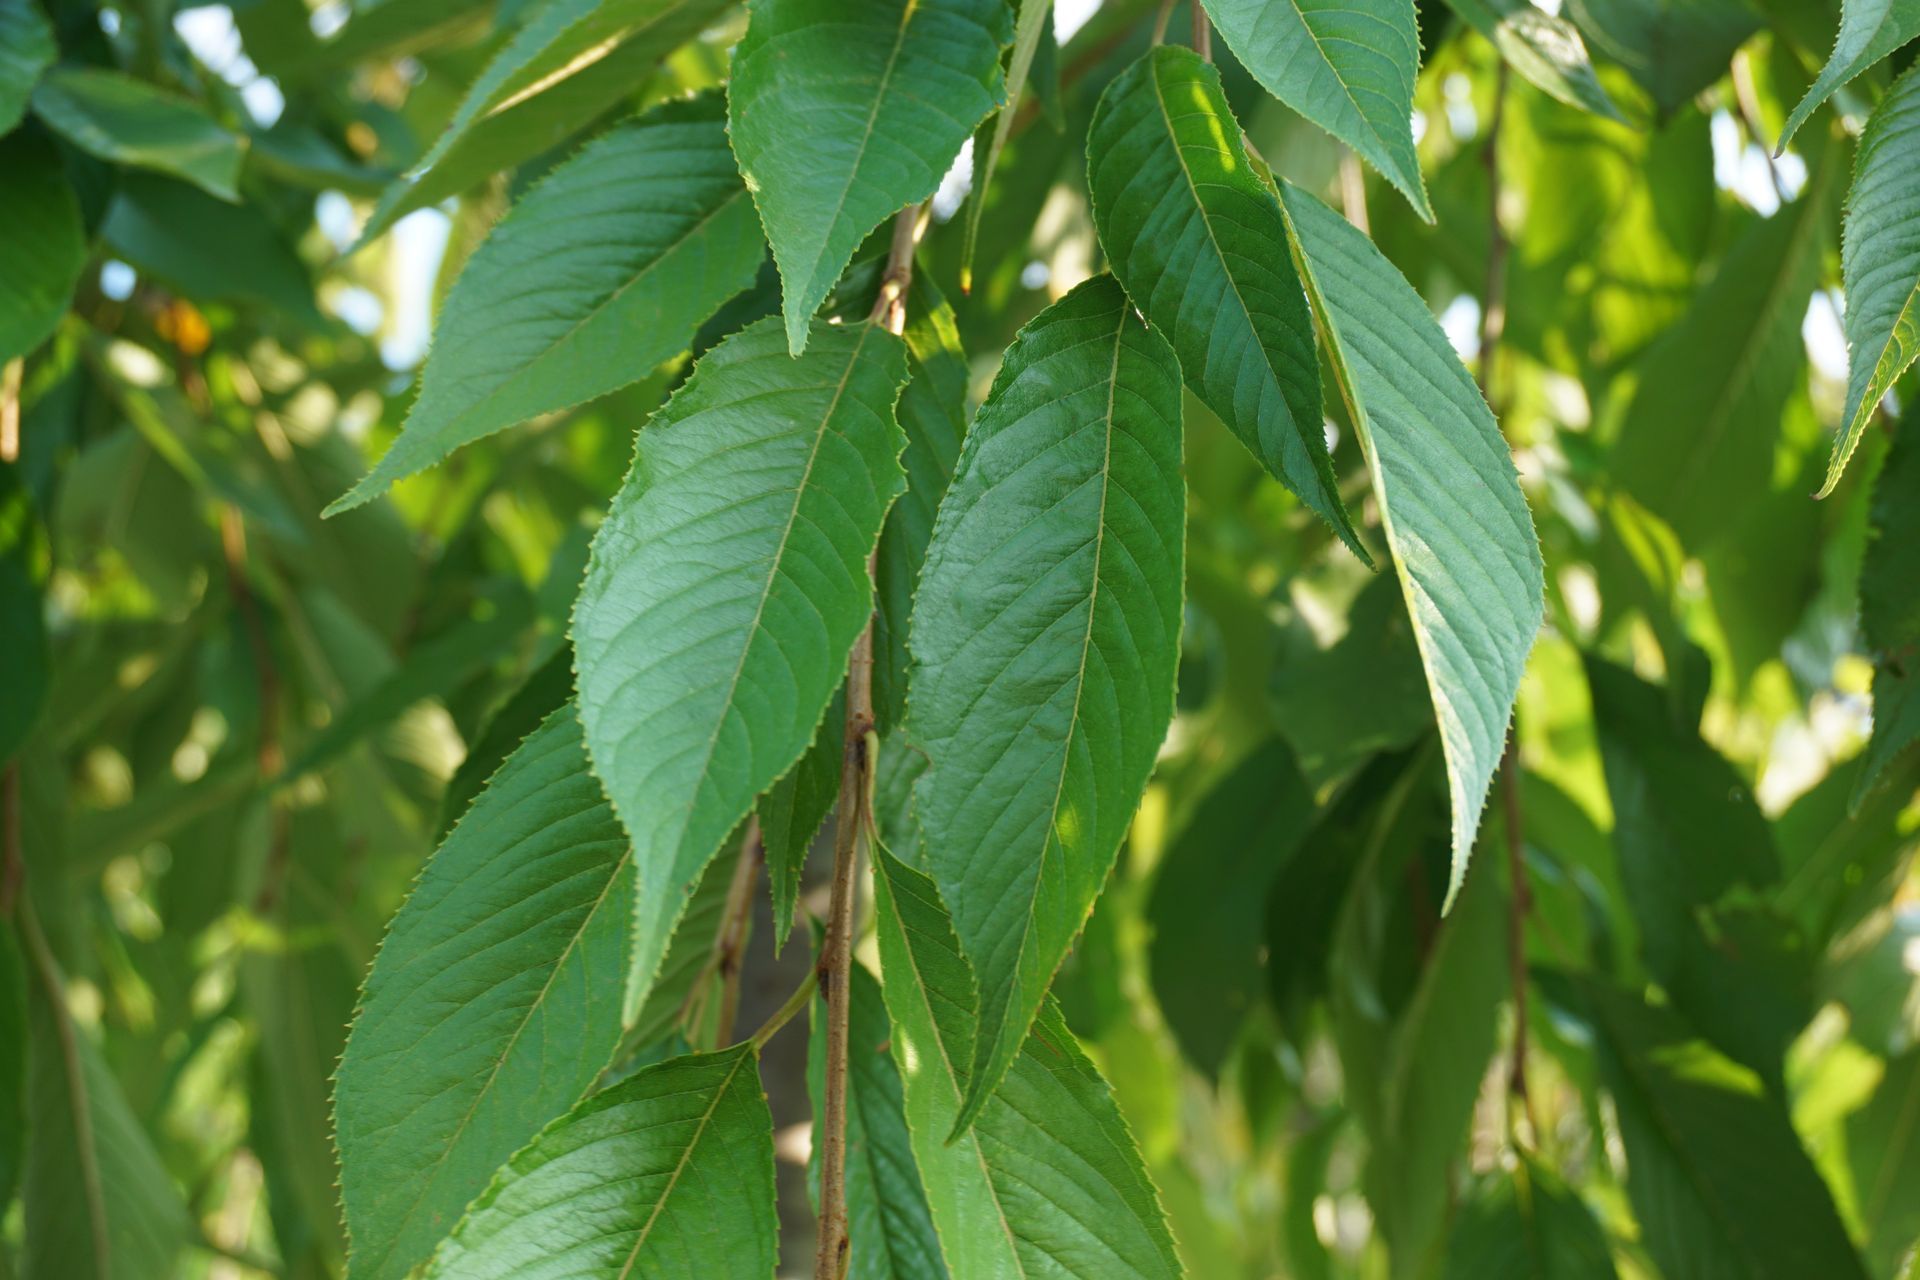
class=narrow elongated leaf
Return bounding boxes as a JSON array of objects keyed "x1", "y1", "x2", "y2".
[
  {"x1": 1444, "y1": 0, "x2": 1625, "y2": 121},
  {"x1": 1608, "y1": 168, "x2": 1832, "y2": 548},
  {"x1": 21, "y1": 934, "x2": 189, "y2": 1280},
  {"x1": 435, "y1": 644, "x2": 575, "y2": 838},
  {"x1": 1089, "y1": 46, "x2": 1358, "y2": 553},
  {"x1": 31, "y1": 68, "x2": 243, "y2": 200},
  {"x1": 336, "y1": 708, "x2": 634, "y2": 1280},
  {"x1": 1565, "y1": 0, "x2": 1760, "y2": 119},
  {"x1": 1779, "y1": 0, "x2": 1920, "y2": 150},
  {"x1": 1552, "y1": 976, "x2": 1868, "y2": 1280},
  {"x1": 871, "y1": 848, "x2": 1182, "y2": 1280},
  {"x1": 1279, "y1": 182, "x2": 1544, "y2": 904},
  {"x1": 354, "y1": 0, "x2": 734, "y2": 244},
  {"x1": 421, "y1": 1046, "x2": 777, "y2": 1279},
  {"x1": 329, "y1": 96, "x2": 765, "y2": 513},
  {"x1": 908, "y1": 275, "x2": 1184, "y2": 1126},
  {"x1": 573, "y1": 317, "x2": 908, "y2": 1023},
  {"x1": 1858, "y1": 414, "x2": 1920, "y2": 800},
  {"x1": 728, "y1": 0, "x2": 1011, "y2": 353},
  {"x1": 0, "y1": 133, "x2": 84, "y2": 366},
  {"x1": 874, "y1": 275, "x2": 969, "y2": 737},
  {"x1": 961, "y1": 0, "x2": 1053, "y2": 290},
  {"x1": 1444, "y1": 1158, "x2": 1619, "y2": 1280},
  {"x1": 1199, "y1": 0, "x2": 1432, "y2": 219},
  {"x1": 0, "y1": 0, "x2": 54, "y2": 133},
  {"x1": 1827, "y1": 64, "x2": 1920, "y2": 496},
  {"x1": 807, "y1": 958, "x2": 949, "y2": 1280}
]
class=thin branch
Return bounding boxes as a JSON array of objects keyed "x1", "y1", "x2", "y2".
[
  {"x1": 749, "y1": 970, "x2": 819, "y2": 1050},
  {"x1": 712, "y1": 819, "x2": 764, "y2": 1046},
  {"x1": 867, "y1": 203, "x2": 928, "y2": 333},
  {"x1": 1337, "y1": 151, "x2": 1370, "y2": 234},
  {"x1": 1, "y1": 357, "x2": 21, "y2": 464},
  {"x1": 1152, "y1": 0, "x2": 1177, "y2": 44},
  {"x1": 1476, "y1": 60, "x2": 1510, "y2": 409},
  {"x1": 1192, "y1": 4, "x2": 1211, "y2": 58},
  {"x1": 1731, "y1": 51, "x2": 1791, "y2": 202}
]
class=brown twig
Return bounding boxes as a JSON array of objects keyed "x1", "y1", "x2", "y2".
[
  {"x1": 1476, "y1": 61, "x2": 1510, "y2": 407},
  {"x1": 1, "y1": 357, "x2": 21, "y2": 463},
  {"x1": 712, "y1": 819, "x2": 764, "y2": 1046},
  {"x1": 1192, "y1": 4, "x2": 1211, "y2": 58}
]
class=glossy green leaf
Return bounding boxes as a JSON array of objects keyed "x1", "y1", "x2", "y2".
[
  {"x1": 1279, "y1": 181, "x2": 1544, "y2": 905},
  {"x1": 757, "y1": 684, "x2": 843, "y2": 949},
  {"x1": 1148, "y1": 738, "x2": 1315, "y2": 1076},
  {"x1": 728, "y1": 0, "x2": 1011, "y2": 353},
  {"x1": 0, "y1": 133, "x2": 84, "y2": 366},
  {"x1": 1858, "y1": 413, "x2": 1920, "y2": 801},
  {"x1": 0, "y1": 0, "x2": 54, "y2": 133},
  {"x1": 1555, "y1": 976, "x2": 1868, "y2": 1280},
  {"x1": 871, "y1": 847, "x2": 1183, "y2": 1280},
  {"x1": 573, "y1": 316, "x2": 908, "y2": 1023},
  {"x1": 354, "y1": 0, "x2": 734, "y2": 244},
  {"x1": 1778, "y1": 0, "x2": 1920, "y2": 150},
  {"x1": 1826, "y1": 64, "x2": 1920, "y2": 496},
  {"x1": 1565, "y1": 0, "x2": 1760, "y2": 119},
  {"x1": 1089, "y1": 46, "x2": 1357, "y2": 553},
  {"x1": 1444, "y1": 1158, "x2": 1619, "y2": 1280},
  {"x1": 807, "y1": 957, "x2": 949, "y2": 1280},
  {"x1": 21, "y1": 936, "x2": 189, "y2": 1280},
  {"x1": 31, "y1": 67, "x2": 243, "y2": 200},
  {"x1": 1199, "y1": 0, "x2": 1432, "y2": 218},
  {"x1": 421, "y1": 1046, "x2": 777, "y2": 1279},
  {"x1": 1444, "y1": 0, "x2": 1625, "y2": 121},
  {"x1": 336, "y1": 708, "x2": 634, "y2": 1280},
  {"x1": 908, "y1": 275, "x2": 1184, "y2": 1126},
  {"x1": 329, "y1": 96, "x2": 765, "y2": 513},
  {"x1": 961, "y1": 0, "x2": 1054, "y2": 291}
]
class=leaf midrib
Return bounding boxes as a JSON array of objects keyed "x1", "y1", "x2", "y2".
[{"x1": 614, "y1": 1050, "x2": 751, "y2": 1279}]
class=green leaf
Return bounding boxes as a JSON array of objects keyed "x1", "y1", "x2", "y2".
[
  {"x1": 1858, "y1": 413, "x2": 1920, "y2": 801},
  {"x1": 31, "y1": 67, "x2": 244, "y2": 201},
  {"x1": 1550, "y1": 975, "x2": 1868, "y2": 1280},
  {"x1": 436, "y1": 644, "x2": 576, "y2": 838},
  {"x1": 420, "y1": 1045, "x2": 777, "y2": 1279},
  {"x1": 871, "y1": 847, "x2": 1183, "y2": 1280},
  {"x1": 1443, "y1": 0, "x2": 1626, "y2": 121},
  {"x1": 21, "y1": 929, "x2": 189, "y2": 1280},
  {"x1": 353, "y1": 0, "x2": 734, "y2": 245},
  {"x1": 1778, "y1": 0, "x2": 1920, "y2": 150},
  {"x1": 961, "y1": 0, "x2": 1054, "y2": 292},
  {"x1": 728, "y1": 0, "x2": 1012, "y2": 353},
  {"x1": 907, "y1": 275, "x2": 1185, "y2": 1127},
  {"x1": 757, "y1": 684, "x2": 843, "y2": 950},
  {"x1": 1147, "y1": 738, "x2": 1315, "y2": 1076},
  {"x1": 329, "y1": 95, "x2": 766, "y2": 513},
  {"x1": 1089, "y1": 46, "x2": 1358, "y2": 554},
  {"x1": 1199, "y1": 0, "x2": 1432, "y2": 219},
  {"x1": 1826, "y1": 64, "x2": 1920, "y2": 496},
  {"x1": 1279, "y1": 181, "x2": 1544, "y2": 905},
  {"x1": 0, "y1": 0, "x2": 54, "y2": 133},
  {"x1": 101, "y1": 173, "x2": 326, "y2": 330},
  {"x1": 0, "y1": 133, "x2": 84, "y2": 366},
  {"x1": 1850, "y1": 1049, "x2": 1920, "y2": 1277},
  {"x1": 573, "y1": 316, "x2": 908, "y2": 1024},
  {"x1": 336, "y1": 708, "x2": 634, "y2": 1280},
  {"x1": 1444, "y1": 1158, "x2": 1619, "y2": 1280},
  {"x1": 806, "y1": 957, "x2": 949, "y2": 1280},
  {"x1": 0, "y1": 929, "x2": 25, "y2": 1215},
  {"x1": 1565, "y1": 0, "x2": 1761, "y2": 120}
]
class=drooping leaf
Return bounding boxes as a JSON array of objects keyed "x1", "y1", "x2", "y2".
[
  {"x1": 806, "y1": 958, "x2": 949, "y2": 1280},
  {"x1": 31, "y1": 67, "x2": 244, "y2": 200},
  {"x1": 1778, "y1": 0, "x2": 1920, "y2": 150},
  {"x1": 0, "y1": 0, "x2": 54, "y2": 133},
  {"x1": 336, "y1": 708, "x2": 634, "y2": 1280},
  {"x1": 353, "y1": 0, "x2": 734, "y2": 244},
  {"x1": 1089, "y1": 45, "x2": 1358, "y2": 554},
  {"x1": 757, "y1": 684, "x2": 843, "y2": 949},
  {"x1": 0, "y1": 133, "x2": 84, "y2": 366},
  {"x1": 1565, "y1": 0, "x2": 1761, "y2": 119},
  {"x1": 908, "y1": 275, "x2": 1184, "y2": 1127},
  {"x1": 1147, "y1": 737, "x2": 1316, "y2": 1076},
  {"x1": 1548, "y1": 975, "x2": 1868, "y2": 1280},
  {"x1": 1444, "y1": 1158, "x2": 1619, "y2": 1280},
  {"x1": 21, "y1": 931, "x2": 190, "y2": 1280},
  {"x1": 329, "y1": 95, "x2": 766, "y2": 513},
  {"x1": 871, "y1": 847, "x2": 1183, "y2": 1280},
  {"x1": 1444, "y1": 0, "x2": 1626, "y2": 121},
  {"x1": 573, "y1": 316, "x2": 908, "y2": 1023},
  {"x1": 1279, "y1": 181, "x2": 1544, "y2": 905},
  {"x1": 1825, "y1": 63, "x2": 1920, "y2": 496},
  {"x1": 961, "y1": 0, "x2": 1055, "y2": 291},
  {"x1": 1199, "y1": 0, "x2": 1432, "y2": 218},
  {"x1": 1850, "y1": 1049, "x2": 1920, "y2": 1277},
  {"x1": 727, "y1": 0, "x2": 1012, "y2": 353},
  {"x1": 1858, "y1": 412, "x2": 1920, "y2": 801},
  {"x1": 420, "y1": 1046, "x2": 777, "y2": 1280},
  {"x1": 436, "y1": 644, "x2": 575, "y2": 838}
]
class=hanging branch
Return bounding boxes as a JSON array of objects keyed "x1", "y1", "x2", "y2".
[{"x1": 816, "y1": 201, "x2": 927, "y2": 1280}]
